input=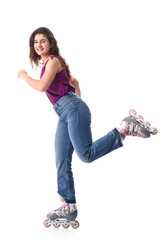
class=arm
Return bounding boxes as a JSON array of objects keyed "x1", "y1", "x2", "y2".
[
  {"x1": 17, "y1": 58, "x2": 60, "y2": 92},
  {"x1": 69, "y1": 74, "x2": 81, "y2": 98}
]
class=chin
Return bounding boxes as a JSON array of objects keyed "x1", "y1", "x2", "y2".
[{"x1": 36, "y1": 52, "x2": 43, "y2": 56}]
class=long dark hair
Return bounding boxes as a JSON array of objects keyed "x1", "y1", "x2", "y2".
[{"x1": 29, "y1": 27, "x2": 71, "y2": 78}]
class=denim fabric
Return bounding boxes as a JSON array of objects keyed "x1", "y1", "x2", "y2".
[{"x1": 54, "y1": 92, "x2": 123, "y2": 203}]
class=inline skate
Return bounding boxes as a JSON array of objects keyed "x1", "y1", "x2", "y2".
[
  {"x1": 43, "y1": 201, "x2": 79, "y2": 229},
  {"x1": 118, "y1": 109, "x2": 158, "y2": 139}
]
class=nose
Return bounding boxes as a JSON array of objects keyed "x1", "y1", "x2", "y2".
[{"x1": 38, "y1": 41, "x2": 42, "y2": 47}]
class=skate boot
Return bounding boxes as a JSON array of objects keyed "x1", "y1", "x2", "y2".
[
  {"x1": 118, "y1": 109, "x2": 158, "y2": 140},
  {"x1": 43, "y1": 199, "x2": 79, "y2": 229}
]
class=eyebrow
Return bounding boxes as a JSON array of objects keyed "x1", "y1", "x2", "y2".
[{"x1": 34, "y1": 38, "x2": 47, "y2": 42}]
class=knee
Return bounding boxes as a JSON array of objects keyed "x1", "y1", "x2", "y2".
[{"x1": 79, "y1": 153, "x2": 93, "y2": 164}]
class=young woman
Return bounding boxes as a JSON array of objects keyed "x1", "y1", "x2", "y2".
[{"x1": 17, "y1": 27, "x2": 157, "y2": 226}]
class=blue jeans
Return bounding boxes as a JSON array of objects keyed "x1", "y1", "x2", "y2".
[{"x1": 54, "y1": 92, "x2": 123, "y2": 203}]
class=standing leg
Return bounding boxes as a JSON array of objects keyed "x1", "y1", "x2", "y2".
[{"x1": 55, "y1": 118, "x2": 76, "y2": 203}]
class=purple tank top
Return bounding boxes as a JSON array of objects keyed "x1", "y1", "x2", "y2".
[{"x1": 40, "y1": 55, "x2": 75, "y2": 105}]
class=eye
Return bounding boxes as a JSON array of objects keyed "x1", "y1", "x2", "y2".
[{"x1": 41, "y1": 39, "x2": 46, "y2": 43}]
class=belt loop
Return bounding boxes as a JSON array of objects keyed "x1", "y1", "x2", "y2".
[{"x1": 69, "y1": 91, "x2": 74, "y2": 96}]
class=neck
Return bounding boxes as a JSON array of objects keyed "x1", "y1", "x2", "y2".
[{"x1": 42, "y1": 54, "x2": 51, "y2": 65}]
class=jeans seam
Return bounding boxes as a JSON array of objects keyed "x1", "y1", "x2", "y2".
[{"x1": 65, "y1": 134, "x2": 71, "y2": 199}]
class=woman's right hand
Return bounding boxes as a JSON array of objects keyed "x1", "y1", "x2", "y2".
[{"x1": 69, "y1": 75, "x2": 81, "y2": 98}]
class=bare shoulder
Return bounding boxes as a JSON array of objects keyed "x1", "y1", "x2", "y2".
[
  {"x1": 46, "y1": 56, "x2": 61, "y2": 71},
  {"x1": 47, "y1": 56, "x2": 60, "y2": 66}
]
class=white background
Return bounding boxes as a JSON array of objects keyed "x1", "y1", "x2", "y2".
[{"x1": 0, "y1": 0, "x2": 163, "y2": 239}]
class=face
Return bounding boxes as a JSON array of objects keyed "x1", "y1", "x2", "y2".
[{"x1": 34, "y1": 34, "x2": 51, "y2": 57}]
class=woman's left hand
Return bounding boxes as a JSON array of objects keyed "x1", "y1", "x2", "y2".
[{"x1": 17, "y1": 69, "x2": 28, "y2": 79}]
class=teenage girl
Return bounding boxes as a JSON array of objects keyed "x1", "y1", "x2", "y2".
[{"x1": 17, "y1": 27, "x2": 156, "y2": 223}]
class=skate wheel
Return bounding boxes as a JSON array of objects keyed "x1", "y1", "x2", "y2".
[
  {"x1": 129, "y1": 109, "x2": 137, "y2": 115},
  {"x1": 62, "y1": 222, "x2": 70, "y2": 229},
  {"x1": 53, "y1": 220, "x2": 61, "y2": 228},
  {"x1": 72, "y1": 220, "x2": 80, "y2": 229},
  {"x1": 43, "y1": 219, "x2": 51, "y2": 228},
  {"x1": 150, "y1": 127, "x2": 158, "y2": 135}
]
